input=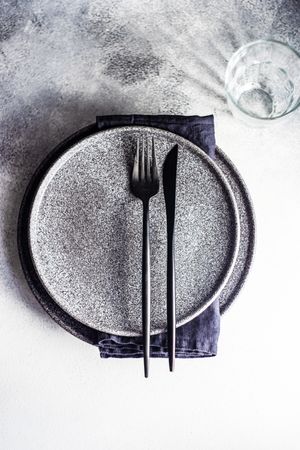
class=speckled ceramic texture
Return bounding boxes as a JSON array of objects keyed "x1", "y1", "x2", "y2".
[{"x1": 28, "y1": 127, "x2": 240, "y2": 335}]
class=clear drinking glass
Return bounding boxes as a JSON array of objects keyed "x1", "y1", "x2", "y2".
[{"x1": 225, "y1": 40, "x2": 300, "y2": 126}]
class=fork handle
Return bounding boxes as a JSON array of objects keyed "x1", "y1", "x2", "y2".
[{"x1": 142, "y1": 199, "x2": 150, "y2": 378}]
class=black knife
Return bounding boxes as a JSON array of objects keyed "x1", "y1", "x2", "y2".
[{"x1": 163, "y1": 145, "x2": 178, "y2": 372}]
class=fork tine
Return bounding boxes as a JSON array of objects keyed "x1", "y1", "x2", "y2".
[
  {"x1": 146, "y1": 138, "x2": 151, "y2": 181},
  {"x1": 132, "y1": 138, "x2": 140, "y2": 181},
  {"x1": 141, "y1": 138, "x2": 145, "y2": 180},
  {"x1": 151, "y1": 137, "x2": 158, "y2": 180}
]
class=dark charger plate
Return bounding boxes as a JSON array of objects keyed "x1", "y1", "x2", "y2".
[{"x1": 18, "y1": 123, "x2": 255, "y2": 345}]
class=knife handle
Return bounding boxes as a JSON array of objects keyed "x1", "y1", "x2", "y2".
[
  {"x1": 167, "y1": 227, "x2": 176, "y2": 372},
  {"x1": 142, "y1": 200, "x2": 150, "y2": 378}
]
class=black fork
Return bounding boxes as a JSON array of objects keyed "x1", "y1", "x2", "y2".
[{"x1": 131, "y1": 137, "x2": 159, "y2": 377}]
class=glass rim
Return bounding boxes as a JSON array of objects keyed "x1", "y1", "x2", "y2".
[{"x1": 225, "y1": 39, "x2": 300, "y2": 121}]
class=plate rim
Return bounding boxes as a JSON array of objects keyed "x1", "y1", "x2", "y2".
[{"x1": 215, "y1": 146, "x2": 256, "y2": 314}]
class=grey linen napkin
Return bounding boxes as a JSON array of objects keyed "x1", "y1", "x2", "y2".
[{"x1": 96, "y1": 115, "x2": 220, "y2": 358}]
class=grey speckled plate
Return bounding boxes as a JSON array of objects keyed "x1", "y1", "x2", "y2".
[{"x1": 29, "y1": 127, "x2": 240, "y2": 336}]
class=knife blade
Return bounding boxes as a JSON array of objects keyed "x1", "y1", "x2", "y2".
[{"x1": 163, "y1": 145, "x2": 178, "y2": 372}]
